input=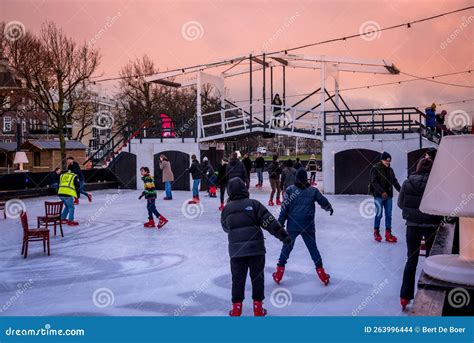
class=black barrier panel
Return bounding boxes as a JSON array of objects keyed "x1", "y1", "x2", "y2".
[
  {"x1": 335, "y1": 149, "x2": 380, "y2": 194},
  {"x1": 407, "y1": 148, "x2": 430, "y2": 176},
  {"x1": 108, "y1": 152, "x2": 137, "y2": 189},
  {"x1": 153, "y1": 151, "x2": 190, "y2": 191}
]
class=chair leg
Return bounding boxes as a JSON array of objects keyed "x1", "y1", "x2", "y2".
[
  {"x1": 43, "y1": 238, "x2": 46, "y2": 253},
  {"x1": 24, "y1": 240, "x2": 28, "y2": 258},
  {"x1": 59, "y1": 220, "x2": 64, "y2": 237},
  {"x1": 21, "y1": 239, "x2": 25, "y2": 255},
  {"x1": 47, "y1": 236, "x2": 50, "y2": 256},
  {"x1": 53, "y1": 222, "x2": 57, "y2": 236}
]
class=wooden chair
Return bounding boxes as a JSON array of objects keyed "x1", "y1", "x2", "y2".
[
  {"x1": 20, "y1": 211, "x2": 50, "y2": 258},
  {"x1": 37, "y1": 201, "x2": 63, "y2": 237},
  {"x1": 0, "y1": 202, "x2": 6, "y2": 219}
]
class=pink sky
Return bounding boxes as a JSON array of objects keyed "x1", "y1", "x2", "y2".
[{"x1": 1, "y1": 0, "x2": 473, "y2": 120}]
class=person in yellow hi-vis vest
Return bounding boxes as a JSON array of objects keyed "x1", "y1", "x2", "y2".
[{"x1": 57, "y1": 170, "x2": 81, "y2": 226}]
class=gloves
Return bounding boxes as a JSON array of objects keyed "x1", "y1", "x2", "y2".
[
  {"x1": 329, "y1": 208, "x2": 334, "y2": 216},
  {"x1": 381, "y1": 192, "x2": 388, "y2": 199},
  {"x1": 283, "y1": 236, "x2": 292, "y2": 245}
]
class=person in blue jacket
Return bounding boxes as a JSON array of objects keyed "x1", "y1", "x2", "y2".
[
  {"x1": 425, "y1": 103, "x2": 437, "y2": 136},
  {"x1": 272, "y1": 168, "x2": 334, "y2": 286}
]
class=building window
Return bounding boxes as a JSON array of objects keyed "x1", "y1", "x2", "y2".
[
  {"x1": 33, "y1": 152, "x2": 41, "y2": 166},
  {"x1": 3, "y1": 116, "x2": 12, "y2": 132}
]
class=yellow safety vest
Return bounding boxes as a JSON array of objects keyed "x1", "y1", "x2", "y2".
[{"x1": 58, "y1": 172, "x2": 78, "y2": 198}]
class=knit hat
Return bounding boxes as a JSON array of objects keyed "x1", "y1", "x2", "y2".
[
  {"x1": 380, "y1": 151, "x2": 392, "y2": 161},
  {"x1": 296, "y1": 168, "x2": 308, "y2": 183}
]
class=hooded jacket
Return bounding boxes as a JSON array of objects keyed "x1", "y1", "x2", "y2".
[
  {"x1": 397, "y1": 172, "x2": 443, "y2": 227},
  {"x1": 226, "y1": 158, "x2": 248, "y2": 183},
  {"x1": 221, "y1": 178, "x2": 290, "y2": 258},
  {"x1": 369, "y1": 162, "x2": 401, "y2": 198}
]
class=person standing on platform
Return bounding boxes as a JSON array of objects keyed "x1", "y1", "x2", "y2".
[
  {"x1": 188, "y1": 155, "x2": 202, "y2": 204},
  {"x1": 254, "y1": 152, "x2": 265, "y2": 188},
  {"x1": 369, "y1": 152, "x2": 401, "y2": 243},
  {"x1": 424, "y1": 103, "x2": 437, "y2": 137},
  {"x1": 435, "y1": 110, "x2": 446, "y2": 136},
  {"x1": 271, "y1": 94, "x2": 283, "y2": 127},
  {"x1": 159, "y1": 154, "x2": 174, "y2": 200}
]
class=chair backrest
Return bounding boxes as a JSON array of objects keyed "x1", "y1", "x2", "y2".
[
  {"x1": 20, "y1": 211, "x2": 29, "y2": 234},
  {"x1": 45, "y1": 201, "x2": 63, "y2": 216}
]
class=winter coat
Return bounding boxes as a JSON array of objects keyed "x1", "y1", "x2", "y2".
[
  {"x1": 68, "y1": 161, "x2": 84, "y2": 181},
  {"x1": 189, "y1": 159, "x2": 202, "y2": 180},
  {"x1": 255, "y1": 157, "x2": 265, "y2": 169},
  {"x1": 397, "y1": 172, "x2": 443, "y2": 227},
  {"x1": 294, "y1": 161, "x2": 303, "y2": 170},
  {"x1": 425, "y1": 108, "x2": 436, "y2": 128},
  {"x1": 267, "y1": 161, "x2": 282, "y2": 180},
  {"x1": 159, "y1": 159, "x2": 174, "y2": 182},
  {"x1": 306, "y1": 159, "x2": 318, "y2": 172},
  {"x1": 217, "y1": 163, "x2": 228, "y2": 186},
  {"x1": 141, "y1": 174, "x2": 157, "y2": 199},
  {"x1": 202, "y1": 161, "x2": 214, "y2": 177},
  {"x1": 281, "y1": 167, "x2": 297, "y2": 191},
  {"x1": 221, "y1": 178, "x2": 289, "y2": 258},
  {"x1": 226, "y1": 158, "x2": 248, "y2": 182},
  {"x1": 49, "y1": 172, "x2": 60, "y2": 186},
  {"x1": 369, "y1": 162, "x2": 401, "y2": 198},
  {"x1": 242, "y1": 157, "x2": 252, "y2": 174},
  {"x1": 278, "y1": 183, "x2": 333, "y2": 233}
]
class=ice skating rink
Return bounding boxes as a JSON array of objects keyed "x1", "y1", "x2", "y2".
[{"x1": 0, "y1": 177, "x2": 416, "y2": 316}]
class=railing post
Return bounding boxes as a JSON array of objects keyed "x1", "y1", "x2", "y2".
[
  {"x1": 371, "y1": 110, "x2": 375, "y2": 140},
  {"x1": 401, "y1": 109, "x2": 405, "y2": 139},
  {"x1": 322, "y1": 111, "x2": 326, "y2": 141}
]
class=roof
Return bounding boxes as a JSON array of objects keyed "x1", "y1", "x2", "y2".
[
  {"x1": 0, "y1": 142, "x2": 17, "y2": 152},
  {"x1": 22, "y1": 140, "x2": 87, "y2": 150}
]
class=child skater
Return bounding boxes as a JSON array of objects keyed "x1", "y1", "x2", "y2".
[
  {"x1": 221, "y1": 177, "x2": 291, "y2": 317},
  {"x1": 140, "y1": 167, "x2": 168, "y2": 229}
]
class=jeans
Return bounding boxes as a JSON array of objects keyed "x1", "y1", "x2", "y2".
[
  {"x1": 231, "y1": 255, "x2": 265, "y2": 303},
  {"x1": 270, "y1": 179, "x2": 281, "y2": 200},
  {"x1": 278, "y1": 230, "x2": 323, "y2": 268},
  {"x1": 165, "y1": 181, "x2": 172, "y2": 199},
  {"x1": 256, "y1": 168, "x2": 263, "y2": 185},
  {"x1": 60, "y1": 196, "x2": 75, "y2": 221},
  {"x1": 400, "y1": 226, "x2": 438, "y2": 300},
  {"x1": 192, "y1": 179, "x2": 200, "y2": 197},
  {"x1": 147, "y1": 198, "x2": 160, "y2": 219},
  {"x1": 373, "y1": 197, "x2": 393, "y2": 229},
  {"x1": 78, "y1": 180, "x2": 89, "y2": 197}
]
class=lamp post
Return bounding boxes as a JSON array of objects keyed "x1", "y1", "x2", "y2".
[{"x1": 420, "y1": 135, "x2": 474, "y2": 285}]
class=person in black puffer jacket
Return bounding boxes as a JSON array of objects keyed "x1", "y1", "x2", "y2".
[
  {"x1": 226, "y1": 152, "x2": 248, "y2": 187},
  {"x1": 398, "y1": 158, "x2": 442, "y2": 310},
  {"x1": 221, "y1": 177, "x2": 290, "y2": 317},
  {"x1": 272, "y1": 169, "x2": 334, "y2": 286}
]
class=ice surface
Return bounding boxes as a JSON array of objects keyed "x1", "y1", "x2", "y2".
[{"x1": 0, "y1": 175, "x2": 419, "y2": 316}]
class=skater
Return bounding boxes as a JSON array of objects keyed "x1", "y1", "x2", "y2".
[
  {"x1": 48, "y1": 167, "x2": 61, "y2": 192},
  {"x1": 254, "y1": 152, "x2": 265, "y2": 188},
  {"x1": 221, "y1": 177, "x2": 291, "y2": 317},
  {"x1": 280, "y1": 159, "x2": 296, "y2": 196},
  {"x1": 273, "y1": 169, "x2": 334, "y2": 286},
  {"x1": 398, "y1": 158, "x2": 442, "y2": 311},
  {"x1": 369, "y1": 152, "x2": 401, "y2": 243},
  {"x1": 188, "y1": 155, "x2": 202, "y2": 204},
  {"x1": 208, "y1": 171, "x2": 218, "y2": 198},
  {"x1": 267, "y1": 155, "x2": 282, "y2": 206},
  {"x1": 227, "y1": 152, "x2": 248, "y2": 187},
  {"x1": 294, "y1": 157, "x2": 303, "y2": 170},
  {"x1": 66, "y1": 156, "x2": 92, "y2": 204},
  {"x1": 306, "y1": 154, "x2": 318, "y2": 186},
  {"x1": 201, "y1": 156, "x2": 214, "y2": 195},
  {"x1": 217, "y1": 157, "x2": 229, "y2": 211},
  {"x1": 57, "y1": 169, "x2": 80, "y2": 226},
  {"x1": 140, "y1": 167, "x2": 168, "y2": 229},
  {"x1": 159, "y1": 154, "x2": 174, "y2": 200},
  {"x1": 242, "y1": 153, "x2": 252, "y2": 185}
]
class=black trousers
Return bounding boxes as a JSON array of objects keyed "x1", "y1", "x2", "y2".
[
  {"x1": 219, "y1": 183, "x2": 226, "y2": 203},
  {"x1": 400, "y1": 225, "x2": 437, "y2": 300},
  {"x1": 231, "y1": 255, "x2": 265, "y2": 303}
]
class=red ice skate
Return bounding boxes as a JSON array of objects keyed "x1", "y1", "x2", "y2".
[
  {"x1": 188, "y1": 197, "x2": 198, "y2": 204},
  {"x1": 67, "y1": 220, "x2": 79, "y2": 226},
  {"x1": 74, "y1": 198, "x2": 79, "y2": 205},
  {"x1": 87, "y1": 193, "x2": 92, "y2": 202},
  {"x1": 144, "y1": 219, "x2": 155, "y2": 228},
  {"x1": 219, "y1": 203, "x2": 225, "y2": 211},
  {"x1": 400, "y1": 298, "x2": 410, "y2": 311},
  {"x1": 157, "y1": 215, "x2": 168, "y2": 229},
  {"x1": 253, "y1": 301, "x2": 267, "y2": 317},
  {"x1": 268, "y1": 199, "x2": 274, "y2": 206},
  {"x1": 385, "y1": 229, "x2": 397, "y2": 243},
  {"x1": 316, "y1": 267, "x2": 330, "y2": 286},
  {"x1": 272, "y1": 266, "x2": 285, "y2": 284},
  {"x1": 229, "y1": 302, "x2": 242, "y2": 316},
  {"x1": 276, "y1": 198, "x2": 281, "y2": 206},
  {"x1": 374, "y1": 229, "x2": 382, "y2": 242}
]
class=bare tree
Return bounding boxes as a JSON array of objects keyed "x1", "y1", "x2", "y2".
[{"x1": 5, "y1": 21, "x2": 100, "y2": 168}]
